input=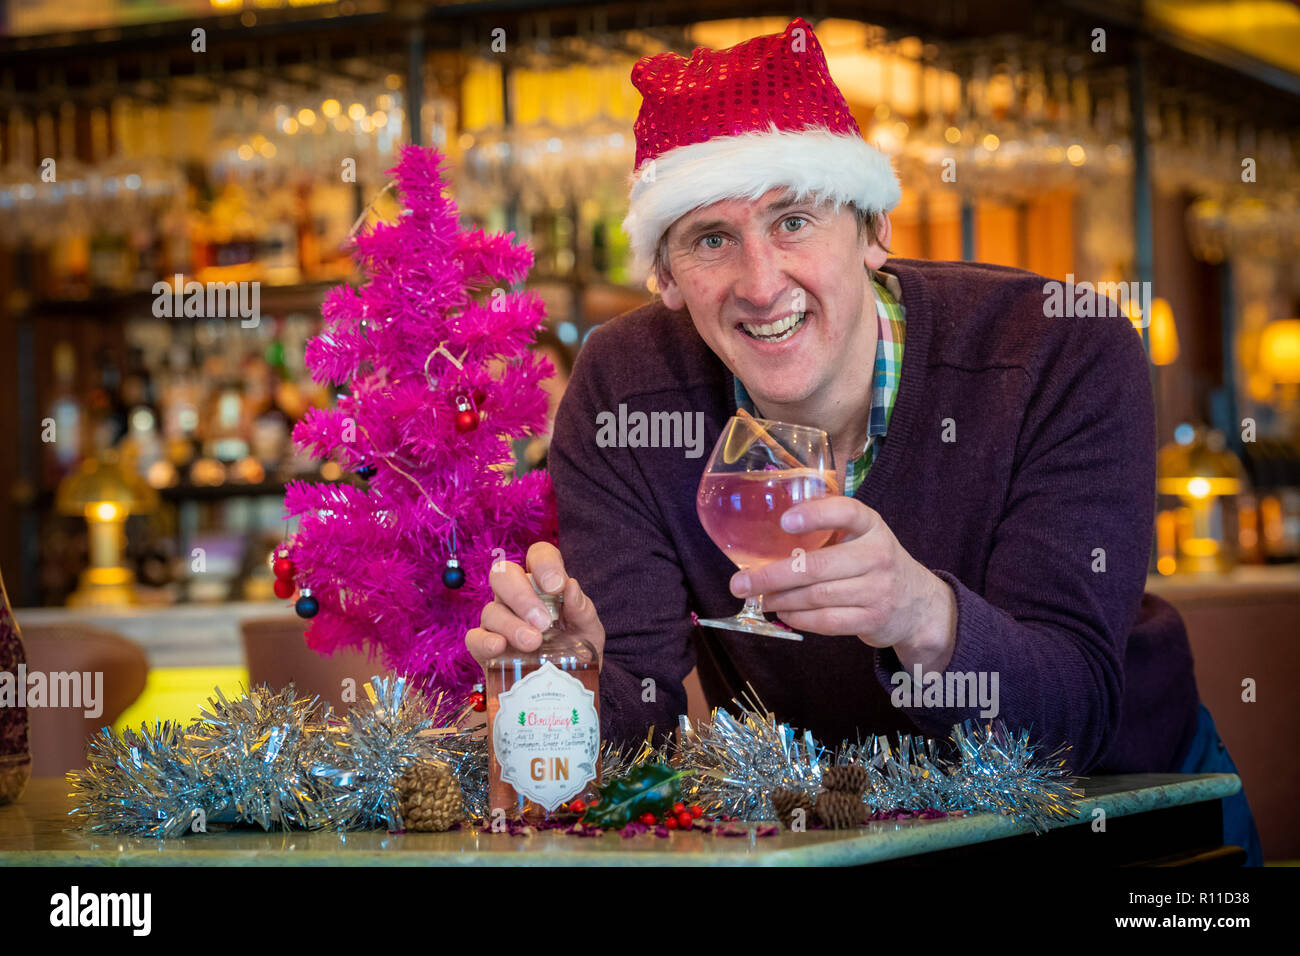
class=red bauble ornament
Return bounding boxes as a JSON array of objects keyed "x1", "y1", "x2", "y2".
[
  {"x1": 454, "y1": 393, "x2": 479, "y2": 433},
  {"x1": 273, "y1": 578, "x2": 296, "y2": 599},
  {"x1": 273, "y1": 557, "x2": 295, "y2": 579},
  {"x1": 455, "y1": 408, "x2": 479, "y2": 433},
  {"x1": 469, "y1": 690, "x2": 486, "y2": 712}
]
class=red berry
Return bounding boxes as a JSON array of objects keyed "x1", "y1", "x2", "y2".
[
  {"x1": 639, "y1": 812, "x2": 656, "y2": 826},
  {"x1": 690, "y1": 805, "x2": 703, "y2": 818},
  {"x1": 273, "y1": 578, "x2": 296, "y2": 599},
  {"x1": 272, "y1": 557, "x2": 295, "y2": 579},
  {"x1": 672, "y1": 802, "x2": 686, "y2": 815},
  {"x1": 569, "y1": 799, "x2": 586, "y2": 815},
  {"x1": 677, "y1": 811, "x2": 693, "y2": 829},
  {"x1": 665, "y1": 816, "x2": 679, "y2": 829}
]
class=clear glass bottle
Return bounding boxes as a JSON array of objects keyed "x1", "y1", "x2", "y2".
[{"x1": 484, "y1": 575, "x2": 600, "y2": 824}]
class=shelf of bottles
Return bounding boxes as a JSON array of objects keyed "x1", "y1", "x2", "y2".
[{"x1": 5, "y1": 70, "x2": 464, "y2": 605}]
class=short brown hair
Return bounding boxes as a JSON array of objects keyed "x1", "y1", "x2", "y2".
[{"x1": 652, "y1": 201, "x2": 890, "y2": 287}]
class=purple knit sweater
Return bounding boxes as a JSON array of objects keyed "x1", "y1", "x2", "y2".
[{"x1": 547, "y1": 258, "x2": 1201, "y2": 774}]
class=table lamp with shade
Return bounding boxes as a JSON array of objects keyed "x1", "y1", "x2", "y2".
[
  {"x1": 1156, "y1": 424, "x2": 1246, "y2": 575},
  {"x1": 55, "y1": 447, "x2": 159, "y2": 607},
  {"x1": 1258, "y1": 318, "x2": 1300, "y2": 436}
]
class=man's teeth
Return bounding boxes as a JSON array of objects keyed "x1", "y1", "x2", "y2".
[{"x1": 742, "y1": 312, "x2": 806, "y2": 342}]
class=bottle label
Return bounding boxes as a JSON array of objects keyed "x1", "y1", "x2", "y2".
[{"x1": 492, "y1": 660, "x2": 599, "y2": 811}]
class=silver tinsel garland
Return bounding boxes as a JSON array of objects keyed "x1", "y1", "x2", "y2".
[
  {"x1": 69, "y1": 676, "x2": 469, "y2": 837},
  {"x1": 69, "y1": 677, "x2": 1081, "y2": 837},
  {"x1": 671, "y1": 694, "x2": 1082, "y2": 833}
]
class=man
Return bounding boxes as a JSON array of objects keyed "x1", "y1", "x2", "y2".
[{"x1": 466, "y1": 17, "x2": 1262, "y2": 863}]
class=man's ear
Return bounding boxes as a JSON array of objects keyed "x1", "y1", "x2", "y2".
[
  {"x1": 658, "y1": 264, "x2": 685, "y2": 311},
  {"x1": 864, "y1": 212, "x2": 892, "y2": 272}
]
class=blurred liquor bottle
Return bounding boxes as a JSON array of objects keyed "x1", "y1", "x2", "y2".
[
  {"x1": 84, "y1": 107, "x2": 134, "y2": 296},
  {"x1": 121, "y1": 346, "x2": 164, "y2": 478},
  {"x1": 40, "y1": 109, "x2": 90, "y2": 301},
  {"x1": 42, "y1": 342, "x2": 82, "y2": 487},
  {"x1": 87, "y1": 348, "x2": 127, "y2": 453}
]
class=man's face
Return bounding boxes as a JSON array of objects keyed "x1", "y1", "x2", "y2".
[{"x1": 657, "y1": 188, "x2": 890, "y2": 409}]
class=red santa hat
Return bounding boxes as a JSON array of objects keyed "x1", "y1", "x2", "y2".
[{"x1": 622, "y1": 17, "x2": 901, "y2": 284}]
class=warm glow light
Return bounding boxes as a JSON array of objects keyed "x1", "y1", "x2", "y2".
[
  {"x1": 983, "y1": 133, "x2": 1000, "y2": 151},
  {"x1": 348, "y1": 102, "x2": 366, "y2": 120},
  {"x1": 385, "y1": 73, "x2": 403, "y2": 90},
  {"x1": 359, "y1": 116, "x2": 373, "y2": 133},
  {"x1": 281, "y1": 117, "x2": 299, "y2": 134},
  {"x1": 1259, "y1": 319, "x2": 1300, "y2": 384},
  {"x1": 1067, "y1": 144, "x2": 1086, "y2": 165},
  {"x1": 377, "y1": 94, "x2": 393, "y2": 111},
  {"x1": 1148, "y1": 298, "x2": 1180, "y2": 366},
  {"x1": 1187, "y1": 477, "x2": 1212, "y2": 499},
  {"x1": 297, "y1": 108, "x2": 317, "y2": 127},
  {"x1": 321, "y1": 461, "x2": 343, "y2": 481},
  {"x1": 321, "y1": 98, "x2": 341, "y2": 118},
  {"x1": 237, "y1": 144, "x2": 254, "y2": 161},
  {"x1": 258, "y1": 141, "x2": 277, "y2": 158},
  {"x1": 333, "y1": 116, "x2": 350, "y2": 131},
  {"x1": 93, "y1": 502, "x2": 121, "y2": 521},
  {"x1": 944, "y1": 126, "x2": 961, "y2": 144},
  {"x1": 371, "y1": 111, "x2": 388, "y2": 128}
]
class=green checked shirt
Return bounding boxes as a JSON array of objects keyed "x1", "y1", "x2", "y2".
[{"x1": 734, "y1": 271, "x2": 906, "y2": 497}]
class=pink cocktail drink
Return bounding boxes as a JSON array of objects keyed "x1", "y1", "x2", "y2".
[{"x1": 697, "y1": 468, "x2": 833, "y2": 569}]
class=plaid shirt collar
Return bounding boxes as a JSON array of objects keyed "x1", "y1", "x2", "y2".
[{"x1": 732, "y1": 270, "x2": 906, "y2": 495}]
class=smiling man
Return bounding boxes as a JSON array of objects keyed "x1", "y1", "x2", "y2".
[{"x1": 466, "y1": 17, "x2": 1262, "y2": 862}]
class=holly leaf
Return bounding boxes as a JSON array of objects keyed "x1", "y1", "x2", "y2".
[{"x1": 580, "y1": 763, "x2": 685, "y2": 829}]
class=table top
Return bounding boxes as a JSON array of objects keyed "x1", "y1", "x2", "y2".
[{"x1": 0, "y1": 773, "x2": 1240, "y2": 867}]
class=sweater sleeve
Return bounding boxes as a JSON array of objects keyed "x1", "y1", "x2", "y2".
[
  {"x1": 546, "y1": 331, "x2": 696, "y2": 750},
  {"x1": 873, "y1": 309, "x2": 1156, "y2": 773}
]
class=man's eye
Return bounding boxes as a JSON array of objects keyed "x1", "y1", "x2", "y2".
[
  {"x1": 782, "y1": 216, "x2": 807, "y2": 232},
  {"x1": 699, "y1": 235, "x2": 724, "y2": 250}
]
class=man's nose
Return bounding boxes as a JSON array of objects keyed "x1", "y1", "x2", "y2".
[{"x1": 732, "y1": 238, "x2": 790, "y2": 314}]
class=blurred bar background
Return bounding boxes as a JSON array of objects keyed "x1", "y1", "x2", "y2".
[{"x1": 0, "y1": 0, "x2": 1298, "y2": 856}]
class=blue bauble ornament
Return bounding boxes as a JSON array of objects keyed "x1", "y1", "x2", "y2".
[
  {"x1": 442, "y1": 559, "x2": 465, "y2": 589},
  {"x1": 295, "y1": 590, "x2": 319, "y2": 618}
]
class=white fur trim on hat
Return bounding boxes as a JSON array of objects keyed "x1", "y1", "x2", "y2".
[{"x1": 620, "y1": 121, "x2": 901, "y2": 284}]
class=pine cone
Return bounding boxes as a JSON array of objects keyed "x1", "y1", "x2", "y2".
[
  {"x1": 397, "y1": 761, "x2": 465, "y2": 832},
  {"x1": 770, "y1": 788, "x2": 815, "y2": 830},
  {"x1": 815, "y1": 789, "x2": 867, "y2": 829},
  {"x1": 822, "y1": 764, "x2": 869, "y2": 795}
]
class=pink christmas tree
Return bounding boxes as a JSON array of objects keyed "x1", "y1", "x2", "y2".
[{"x1": 284, "y1": 144, "x2": 556, "y2": 698}]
